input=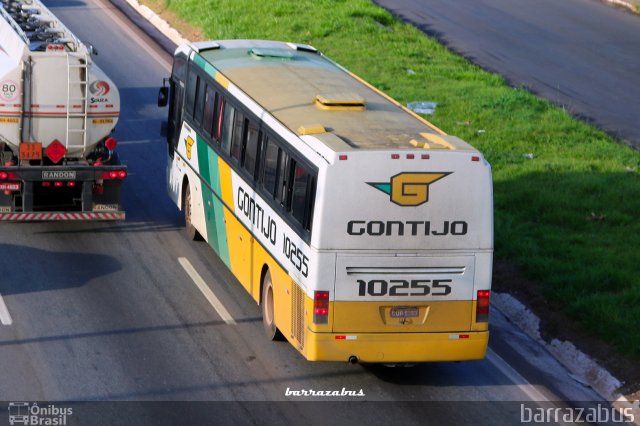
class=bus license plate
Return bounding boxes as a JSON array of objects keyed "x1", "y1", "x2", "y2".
[{"x1": 390, "y1": 307, "x2": 419, "y2": 318}]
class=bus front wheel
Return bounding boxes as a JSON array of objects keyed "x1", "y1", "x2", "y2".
[{"x1": 262, "y1": 270, "x2": 283, "y2": 341}]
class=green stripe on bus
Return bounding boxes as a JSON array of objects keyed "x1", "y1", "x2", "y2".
[
  {"x1": 197, "y1": 135, "x2": 230, "y2": 266},
  {"x1": 193, "y1": 54, "x2": 218, "y2": 81}
]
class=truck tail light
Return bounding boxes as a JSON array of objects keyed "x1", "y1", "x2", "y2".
[
  {"x1": 313, "y1": 291, "x2": 329, "y2": 324},
  {"x1": 0, "y1": 172, "x2": 17, "y2": 180},
  {"x1": 101, "y1": 170, "x2": 127, "y2": 180},
  {"x1": 476, "y1": 290, "x2": 490, "y2": 322}
]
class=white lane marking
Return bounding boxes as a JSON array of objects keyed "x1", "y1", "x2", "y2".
[
  {"x1": 178, "y1": 257, "x2": 236, "y2": 325},
  {"x1": 487, "y1": 349, "x2": 574, "y2": 426},
  {"x1": 487, "y1": 349, "x2": 576, "y2": 426},
  {"x1": 486, "y1": 348, "x2": 553, "y2": 402},
  {"x1": 0, "y1": 293, "x2": 13, "y2": 325}
]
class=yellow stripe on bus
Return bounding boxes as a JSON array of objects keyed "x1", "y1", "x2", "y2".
[{"x1": 215, "y1": 72, "x2": 231, "y2": 89}]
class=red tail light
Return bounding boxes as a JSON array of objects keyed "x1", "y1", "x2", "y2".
[
  {"x1": 101, "y1": 170, "x2": 127, "y2": 180},
  {"x1": 0, "y1": 171, "x2": 17, "y2": 180},
  {"x1": 476, "y1": 290, "x2": 491, "y2": 322},
  {"x1": 67, "y1": 181, "x2": 76, "y2": 187},
  {"x1": 54, "y1": 181, "x2": 63, "y2": 187},
  {"x1": 313, "y1": 291, "x2": 329, "y2": 324}
]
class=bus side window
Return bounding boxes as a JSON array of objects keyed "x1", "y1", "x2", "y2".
[
  {"x1": 305, "y1": 175, "x2": 316, "y2": 231},
  {"x1": 172, "y1": 55, "x2": 187, "y2": 82},
  {"x1": 243, "y1": 123, "x2": 261, "y2": 178},
  {"x1": 290, "y1": 163, "x2": 309, "y2": 226},
  {"x1": 261, "y1": 138, "x2": 279, "y2": 198},
  {"x1": 220, "y1": 101, "x2": 234, "y2": 154},
  {"x1": 193, "y1": 76, "x2": 205, "y2": 125},
  {"x1": 202, "y1": 85, "x2": 217, "y2": 137},
  {"x1": 230, "y1": 114, "x2": 245, "y2": 163},
  {"x1": 276, "y1": 152, "x2": 291, "y2": 207},
  {"x1": 185, "y1": 70, "x2": 198, "y2": 118},
  {"x1": 215, "y1": 95, "x2": 224, "y2": 141}
]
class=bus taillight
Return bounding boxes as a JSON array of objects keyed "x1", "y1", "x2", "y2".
[
  {"x1": 476, "y1": 290, "x2": 491, "y2": 322},
  {"x1": 313, "y1": 291, "x2": 329, "y2": 324}
]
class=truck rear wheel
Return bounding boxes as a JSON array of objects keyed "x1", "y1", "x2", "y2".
[
  {"x1": 262, "y1": 270, "x2": 283, "y2": 341},
  {"x1": 184, "y1": 184, "x2": 201, "y2": 241}
]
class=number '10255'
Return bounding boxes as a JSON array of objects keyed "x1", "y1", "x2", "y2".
[{"x1": 357, "y1": 279, "x2": 452, "y2": 297}]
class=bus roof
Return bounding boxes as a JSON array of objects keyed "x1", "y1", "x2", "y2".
[{"x1": 192, "y1": 40, "x2": 476, "y2": 152}]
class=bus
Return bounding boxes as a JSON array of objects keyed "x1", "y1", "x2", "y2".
[{"x1": 158, "y1": 40, "x2": 493, "y2": 363}]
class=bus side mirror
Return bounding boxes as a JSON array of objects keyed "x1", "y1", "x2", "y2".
[{"x1": 158, "y1": 86, "x2": 169, "y2": 107}]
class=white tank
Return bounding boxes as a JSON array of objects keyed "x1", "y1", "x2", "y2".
[{"x1": 0, "y1": 0, "x2": 119, "y2": 160}]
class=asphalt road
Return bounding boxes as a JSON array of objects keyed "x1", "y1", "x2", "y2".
[
  {"x1": 0, "y1": 0, "x2": 606, "y2": 424},
  {"x1": 374, "y1": 0, "x2": 640, "y2": 149}
]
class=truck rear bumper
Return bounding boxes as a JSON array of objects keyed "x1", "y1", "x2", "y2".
[
  {"x1": 302, "y1": 330, "x2": 489, "y2": 363},
  {"x1": 0, "y1": 211, "x2": 125, "y2": 221},
  {"x1": 0, "y1": 164, "x2": 126, "y2": 217}
]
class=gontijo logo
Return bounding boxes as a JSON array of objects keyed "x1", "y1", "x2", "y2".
[
  {"x1": 184, "y1": 136, "x2": 195, "y2": 160},
  {"x1": 367, "y1": 172, "x2": 451, "y2": 206},
  {"x1": 89, "y1": 80, "x2": 110, "y2": 96}
]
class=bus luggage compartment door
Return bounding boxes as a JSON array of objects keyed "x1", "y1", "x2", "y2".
[{"x1": 332, "y1": 254, "x2": 476, "y2": 333}]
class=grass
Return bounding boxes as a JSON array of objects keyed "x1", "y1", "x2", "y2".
[{"x1": 141, "y1": 0, "x2": 640, "y2": 358}]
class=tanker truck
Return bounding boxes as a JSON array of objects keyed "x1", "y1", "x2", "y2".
[{"x1": 0, "y1": 0, "x2": 125, "y2": 220}]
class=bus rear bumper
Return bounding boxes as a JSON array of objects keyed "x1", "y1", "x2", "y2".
[{"x1": 303, "y1": 330, "x2": 489, "y2": 363}]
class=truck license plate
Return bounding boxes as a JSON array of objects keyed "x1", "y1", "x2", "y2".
[
  {"x1": 0, "y1": 182, "x2": 20, "y2": 191},
  {"x1": 390, "y1": 307, "x2": 419, "y2": 318}
]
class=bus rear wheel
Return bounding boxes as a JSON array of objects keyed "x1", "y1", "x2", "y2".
[
  {"x1": 262, "y1": 270, "x2": 283, "y2": 341},
  {"x1": 184, "y1": 184, "x2": 201, "y2": 241}
]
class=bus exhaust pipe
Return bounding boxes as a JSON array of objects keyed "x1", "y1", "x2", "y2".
[{"x1": 348, "y1": 356, "x2": 359, "y2": 365}]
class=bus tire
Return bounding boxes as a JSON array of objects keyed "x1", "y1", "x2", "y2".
[
  {"x1": 184, "y1": 184, "x2": 201, "y2": 241},
  {"x1": 262, "y1": 270, "x2": 283, "y2": 341}
]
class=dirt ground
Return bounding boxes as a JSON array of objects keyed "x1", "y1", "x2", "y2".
[{"x1": 493, "y1": 259, "x2": 640, "y2": 401}]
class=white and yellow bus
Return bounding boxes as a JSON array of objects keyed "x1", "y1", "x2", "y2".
[{"x1": 158, "y1": 40, "x2": 493, "y2": 363}]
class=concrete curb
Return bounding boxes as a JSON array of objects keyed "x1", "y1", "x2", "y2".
[
  {"x1": 121, "y1": 0, "x2": 189, "y2": 47},
  {"x1": 602, "y1": 0, "x2": 640, "y2": 13},
  {"x1": 113, "y1": 0, "x2": 639, "y2": 420},
  {"x1": 493, "y1": 293, "x2": 640, "y2": 425}
]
